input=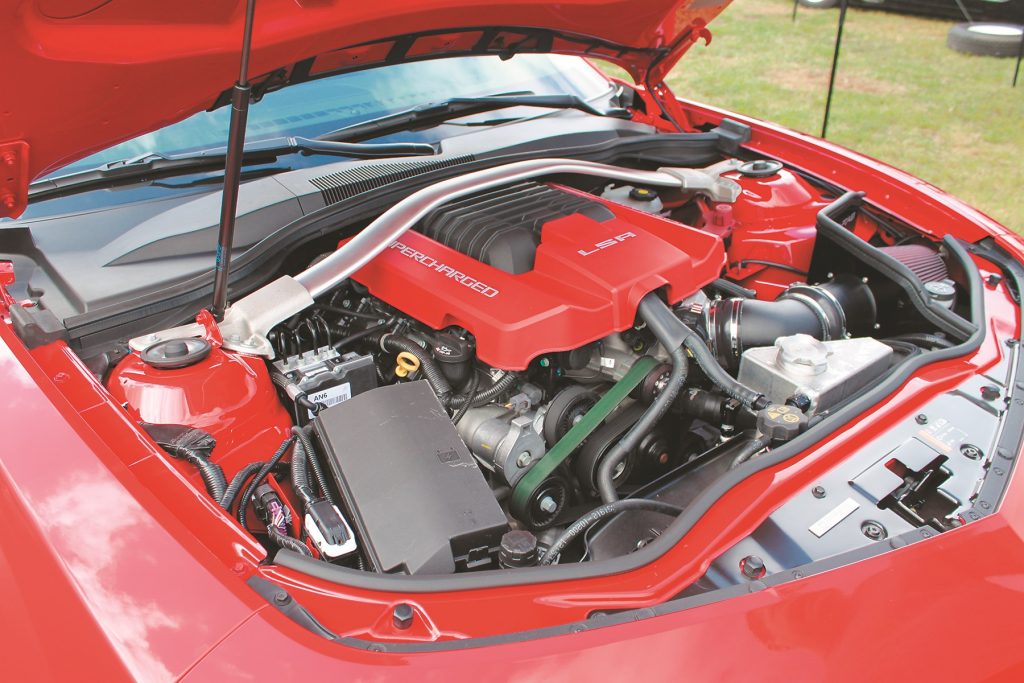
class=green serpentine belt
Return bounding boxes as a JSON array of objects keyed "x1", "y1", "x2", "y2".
[{"x1": 510, "y1": 355, "x2": 659, "y2": 521}]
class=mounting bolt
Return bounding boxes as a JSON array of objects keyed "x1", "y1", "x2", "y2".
[
  {"x1": 915, "y1": 414, "x2": 928, "y2": 425},
  {"x1": 740, "y1": 555, "x2": 766, "y2": 580},
  {"x1": 274, "y1": 591, "x2": 290, "y2": 605},
  {"x1": 393, "y1": 603, "x2": 414, "y2": 630},
  {"x1": 861, "y1": 520, "x2": 887, "y2": 541},
  {"x1": 516, "y1": 452, "x2": 533, "y2": 468},
  {"x1": 981, "y1": 385, "x2": 1001, "y2": 401},
  {"x1": 538, "y1": 496, "x2": 558, "y2": 514},
  {"x1": 960, "y1": 443, "x2": 983, "y2": 460},
  {"x1": 811, "y1": 485, "x2": 826, "y2": 499}
]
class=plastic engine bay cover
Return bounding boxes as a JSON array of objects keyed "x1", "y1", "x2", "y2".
[{"x1": 345, "y1": 185, "x2": 725, "y2": 369}]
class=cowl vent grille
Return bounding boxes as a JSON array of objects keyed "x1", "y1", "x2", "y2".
[{"x1": 309, "y1": 155, "x2": 475, "y2": 205}]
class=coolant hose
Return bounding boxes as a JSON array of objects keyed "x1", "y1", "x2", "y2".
[
  {"x1": 728, "y1": 435, "x2": 771, "y2": 470},
  {"x1": 684, "y1": 332, "x2": 769, "y2": 411},
  {"x1": 541, "y1": 498, "x2": 684, "y2": 565},
  {"x1": 221, "y1": 462, "x2": 263, "y2": 510},
  {"x1": 597, "y1": 294, "x2": 689, "y2": 503}
]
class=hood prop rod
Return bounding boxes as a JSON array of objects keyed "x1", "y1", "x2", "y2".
[{"x1": 212, "y1": 0, "x2": 257, "y2": 321}]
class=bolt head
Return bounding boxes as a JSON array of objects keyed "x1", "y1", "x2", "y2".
[
  {"x1": 812, "y1": 485, "x2": 826, "y2": 499},
  {"x1": 915, "y1": 414, "x2": 928, "y2": 425},
  {"x1": 274, "y1": 591, "x2": 289, "y2": 605},
  {"x1": 538, "y1": 496, "x2": 557, "y2": 514},
  {"x1": 960, "y1": 443, "x2": 982, "y2": 460},
  {"x1": 516, "y1": 452, "x2": 533, "y2": 468},
  {"x1": 740, "y1": 555, "x2": 766, "y2": 579},
  {"x1": 393, "y1": 603, "x2": 414, "y2": 630},
  {"x1": 980, "y1": 385, "x2": 1001, "y2": 401},
  {"x1": 861, "y1": 520, "x2": 887, "y2": 541}
]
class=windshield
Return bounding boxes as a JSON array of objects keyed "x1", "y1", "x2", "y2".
[{"x1": 54, "y1": 54, "x2": 612, "y2": 176}]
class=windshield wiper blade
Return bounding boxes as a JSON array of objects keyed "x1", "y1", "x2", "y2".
[
  {"x1": 318, "y1": 93, "x2": 629, "y2": 144},
  {"x1": 28, "y1": 137, "x2": 435, "y2": 203}
]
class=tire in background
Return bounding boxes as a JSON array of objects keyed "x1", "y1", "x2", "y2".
[
  {"x1": 797, "y1": 0, "x2": 840, "y2": 8},
  {"x1": 947, "y1": 22, "x2": 1024, "y2": 57}
]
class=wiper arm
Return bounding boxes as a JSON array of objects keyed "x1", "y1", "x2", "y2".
[
  {"x1": 319, "y1": 93, "x2": 629, "y2": 143},
  {"x1": 28, "y1": 137, "x2": 435, "y2": 203}
]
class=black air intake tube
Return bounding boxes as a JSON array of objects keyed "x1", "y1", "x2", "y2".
[{"x1": 703, "y1": 276, "x2": 876, "y2": 369}]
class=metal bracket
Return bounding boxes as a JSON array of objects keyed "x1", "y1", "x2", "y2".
[
  {"x1": 656, "y1": 159, "x2": 743, "y2": 203},
  {"x1": 0, "y1": 140, "x2": 29, "y2": 219},
  {"x1": 128, "y1": 275, "x2": 313, "y2": 357}
]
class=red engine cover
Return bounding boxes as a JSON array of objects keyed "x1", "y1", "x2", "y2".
[{"x1": 347, "y1": 190, "x2": 725, "y2": 369}]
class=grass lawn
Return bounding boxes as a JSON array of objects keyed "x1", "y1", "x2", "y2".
[{"x1": 660, "y1": 0, "x2": 1023, "y2": 231}]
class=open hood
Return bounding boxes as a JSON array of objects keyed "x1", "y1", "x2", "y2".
[{"x1": 0, "y1": 0, "x2": 730, "y2": 218}]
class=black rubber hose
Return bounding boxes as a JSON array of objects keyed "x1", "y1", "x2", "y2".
[
  {"x1": 540, "y1": 498, "x2": 684, "y2": 565},
  {"x1": 332, "y1": 322, "x2": 390, "y2": 350},
  {"x1": 728, "y1": 435, "x2": 771, "y2": 470},
  {"x1": 187, "y1": 454, "x2": 227, "y2": 505},
  {"x1": 597, "y1": 295, "x2": 689, "y2": 504},
  {"x1": 451, "y1": 370, "x2": 480, "y2": 425},
  {"x1": 375, "y1": 333, "x2": 453, "y2": 401},
  {"x1": 708, "y1": 278, "x2": 756, "y2": 299},
  {"x1": 293, "y1": 425, "x2": 337, "y2": 508},
  {"x1": 447, "y1": 371, "x2": 519, "y2": 409},
  {"x1": 268, "y1": 527, "x2": 312, "y2": 557},
  {"x1": 221, "y1": 462, "x2": 263, "y2": 510},
  {"x1": 238, "y1": 436, "x2": 296, "y2": 530},
  {"x1": 685, "y1": 332, "x2": 769, "y2": 410},
  {"x1": 886, "y1": 333, "x2": 955, "y2": 349}
]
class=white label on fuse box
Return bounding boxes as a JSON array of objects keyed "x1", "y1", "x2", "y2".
[{"x1": 307, "y1": 382, "x2": 352, "y2": 418}]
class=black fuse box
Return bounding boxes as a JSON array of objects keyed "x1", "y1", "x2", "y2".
[{"x1": 313, "y1": 381, "x2": 508, "y2": 574}]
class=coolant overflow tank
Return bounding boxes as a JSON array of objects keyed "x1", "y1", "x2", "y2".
[{"x1": 738, "y1": 334, "x2": 892, "y2": 415}]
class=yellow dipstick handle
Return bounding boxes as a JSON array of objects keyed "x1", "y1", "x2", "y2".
[{"x1": 394, "y1": 351, "x2": 421, "y2": 378}]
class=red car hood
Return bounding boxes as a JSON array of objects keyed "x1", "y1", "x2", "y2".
[{"x1": 0, "y1": 0, "x2": 730, "y2": 218}]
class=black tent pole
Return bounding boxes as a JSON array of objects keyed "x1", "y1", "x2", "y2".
[
  {"x1": 821, "y1": 0, "x2": 849, "y2": 138},
  {"x1": 1013, "y1": 32, "x2": 1023, "y2": 88}
]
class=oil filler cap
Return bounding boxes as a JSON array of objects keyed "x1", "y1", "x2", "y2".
[{"x1": 141, "y1": 337, "x2": 212, "y2": 370}]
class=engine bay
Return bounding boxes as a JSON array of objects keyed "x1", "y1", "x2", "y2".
[{"x1": 98, "y1": 154, "x2": 975, "y2": 580}]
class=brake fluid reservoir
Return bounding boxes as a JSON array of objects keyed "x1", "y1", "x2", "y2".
[{"x1": 600, "y1": 184, "x2": 664, "y2": 214}]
